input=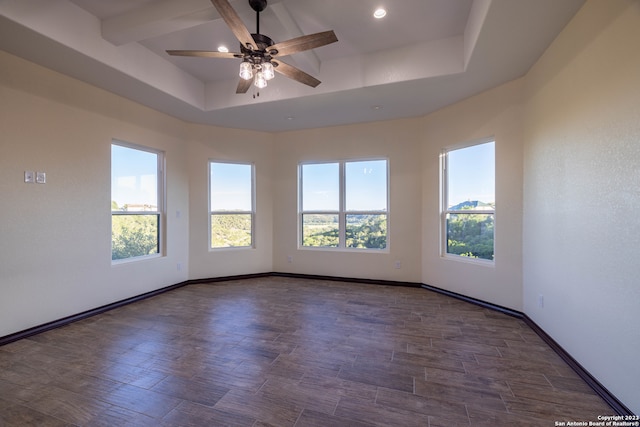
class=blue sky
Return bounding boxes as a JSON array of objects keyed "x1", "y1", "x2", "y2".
[
  {"x1": 111, "y1": 144, "x2": 158, "y2": 208},
  {"x1": 345, "y1": 160, "x2": 387, "y2": 210},
  {"x1": 210, "y1": 162, "x2": 253, "y2": 211},
  {"x1": 447, "y1": 141, "x2": 495, "y2": 207},
  {"x1": 113, "y1": 143, "x2": 492, "y2": 212},
  {"x1": 301, "y1": 163, "x2": 339, "y2": 211},
  {"x1": 302, "y1": 160, "x2": 387, "y2": 211}
]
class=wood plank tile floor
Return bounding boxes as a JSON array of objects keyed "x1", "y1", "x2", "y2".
[{"x1": 0, "y1": 277, "x2": 615, "y2": 426}]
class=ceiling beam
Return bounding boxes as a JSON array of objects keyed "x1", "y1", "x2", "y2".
[
  {"x1": 102, "y1": 0, "x2": 284, "y2": 46},
  {"x1": 269, "y1": 2, "x2": 320, "y2": 74}
]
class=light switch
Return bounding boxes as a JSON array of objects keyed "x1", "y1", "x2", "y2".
[
  {"x1": 24, "y1": 171, "x2": 35, "y2": 183},
  {"x1": 36, "y1": 172, "x2": 46, "y2": 184}
]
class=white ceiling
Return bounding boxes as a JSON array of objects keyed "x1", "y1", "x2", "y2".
[{"x1": 0, "y1": 0, "x2": 585, "y2": 132}]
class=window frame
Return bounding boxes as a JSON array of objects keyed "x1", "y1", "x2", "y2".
[
  {"x1": 208, "y1": 160, "x2": 256, "y2": 250},
  {"x1": 298, "y1": 158, "x2": 389, "y2": 251},
  {"x1": 440, "y1": 138, "x2": 495, "y2": 264},
  {"x1": 111, "y1": 140, "x2": 165, "y2": 263}
]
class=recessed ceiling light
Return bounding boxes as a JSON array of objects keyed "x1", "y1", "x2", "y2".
[
  {"x1": 373, "y1": 8, "x2": 387, "y2": 19},
  {"x1": 217, "y1": 46, "x2": 229, "y2": 53}
]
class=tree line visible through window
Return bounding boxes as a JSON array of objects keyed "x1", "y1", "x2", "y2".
[
  {"x1": 111, "y1": 142, "x2": 163, "y2": 261},
  {"x1": 442, "y1": 140, "x2": 495, "y2": 261},
  {"x1": 209, "y1": 161, "x2": 254, "y2": 249},
  {"x1": 111, "y1": 143, "x2": 493, "y2": 262},
  {"x1": 300, "y1": 159, "x2": 388, "y2": 249}
]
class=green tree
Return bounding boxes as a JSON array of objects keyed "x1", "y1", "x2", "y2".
[
  {"x1": 302, "y1": 214, "x2": 387, "y2": 249},
  {"x1": 346, "y1": 215, "x2": 387, "y2": 249},
  {"x1": 302, "y1": 215, "x2": 339, "y2": 247},
  {"x1": 446, "y1": 213, "x2": 494, "y2": 260},
  {"x1": 211, "y1": 214, "x2": 252, "y2": 247},
  {"x1": 112, "y1": 214, "x2": 159, "y2": 260}
]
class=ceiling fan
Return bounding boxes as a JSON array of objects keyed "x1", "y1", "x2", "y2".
[{"x1": 166, "y1": 0, "x2": 338, "y2": 94}]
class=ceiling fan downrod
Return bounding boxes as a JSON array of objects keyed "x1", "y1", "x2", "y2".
[
  {"x1": 166, "y1": 0, "x2": 337, "y2": 93},
  {"x1": 248, "y1": 0, "x2": 267, "y2": 35}
]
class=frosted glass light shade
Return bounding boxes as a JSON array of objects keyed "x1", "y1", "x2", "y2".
[
  {"x1": 239, "y1": 62, "x2": 253, "y2": 80},
  {"x1": 262, "y1": 62, "x2": 275, "y2": 80},
  {"x1": 254, "y1": 71, "x2": 267, "y2": 88}
]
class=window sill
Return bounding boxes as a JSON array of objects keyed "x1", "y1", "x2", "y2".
[
  {"x1": 209, "y1": 246, "x2": 255, "y2": 252},
  {"x1": 441, "y1": 254, "x2": 495, "y2": 267},
  {"x1": 298, "y1": 246, "x2": 390, "y2": 254},
  {"x1": 111, "y1": 253, "x2": 163, "y2": 266}
]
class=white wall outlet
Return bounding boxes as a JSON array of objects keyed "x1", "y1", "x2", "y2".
[
  {"x1": 394, "y1": 260, "x2": 402, "y2": 269},
  {"x1": 538, "y1": 294, "x2": 544, "y2": 308},
  {"x1": 36, "y1": 172, "x2": 46, "y2": 184},
  {"x1": 177, "y1": 263, "x2": 182, "y2": 271},
  {"x1": 287, "y1": 255, "x2": 293, "y2": 263},
  {"x1": 24, "y1": 171, "x2": 35, "y2": 183}
]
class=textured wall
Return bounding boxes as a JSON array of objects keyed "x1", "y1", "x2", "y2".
[
  {"x1": 186, "y1": 123, "x2": 275, "y2": 279},
  {"x1": 420, "y1": 78, "x2": 525, "y2": 311},
  {"x1": 523, "y1": 0, "x2": 640, "y2": 414},
  {"x1": 272, "y1": 119, "x2": 423, "y2": 282},
  {"x1": 0, "y1": 51, "x2": 190, "y2": 336}
]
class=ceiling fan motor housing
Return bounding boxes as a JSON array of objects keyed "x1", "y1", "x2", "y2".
[
  {"x1": 167, "y1": 0, "x2": 336, "y2": 92},
  {"x1": 249, "y1": 0, "x2": 267, "y2": 13},
  {"x1": 241, "y1": 33, "x2": 278, "y2": 65}
]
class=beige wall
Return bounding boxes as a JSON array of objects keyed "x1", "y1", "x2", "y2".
[
  {"x1": 186, "y1": 124, "x2": 274, "y2": 279},
  {"x1": 522, "y1": 0, "x2": 640, "y2": 414},
  {"x1": 0, "y1": 51, "x2": 190, "y2": 337},
  {"x1": 421, "y1": 78, "x2": 524, "y2": 311},
  {"x1": 1, "y1": 0, "x2": 638, "y2": 413},
  {"x1": 272, "y1": 119, "x2": 423, "y2": 282}
]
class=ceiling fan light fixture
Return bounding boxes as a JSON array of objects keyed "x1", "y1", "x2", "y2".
[
  {"x1": 168, "y1": 0, "x2": 338, "y2": 94},
  {"x1": 373, "y1": 8, "x2": 387, "y2": 19},
  {"x1": 262, "y1": 62, "x2": 275, "y2": 80},
  {"x1": 255, "y1": 71, "x2": 268, "y2": 88},
  {"x1": 239, "y1": 61, "x2": 253, "y2": 80}
]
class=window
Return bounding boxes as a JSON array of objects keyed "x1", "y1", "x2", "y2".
[
  {"x1": 209, "y1": 161, "x2": 254, "y2": 248},
  {"x1": 111, "y1": 142, "x2": 163, "y2": 261},
  {"x1": 442, "y1": 140, "x2": 495, "y2": 261},
  {"x1": 300, "y1": 159, "x2": 388, "y2": 249}
]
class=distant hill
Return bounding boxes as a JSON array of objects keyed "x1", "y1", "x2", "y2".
[{"x1": 449, "y1": 200, "x2": 494, "y2": 210}]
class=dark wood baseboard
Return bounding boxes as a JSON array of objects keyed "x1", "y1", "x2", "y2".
[
  {"x1": 270, "y1": 271, "x2": 423, "y2": 288},
  {"x1": 420, "y1": 283, "x2": 523, "y2": 318},
  {"x1": 0, "y1": 273, "x2": 276, "y2": 347},
  {"x1": 417, "y1": 283, "x2": 634, "y2": 416},
  {"x1": 0, "y1": 272, "x2": 633, "y2": 416},
  {"x1": 522, "y1": 315, "x2": 634, "y2": 416},
  {"x1": 184, "y1": 272, "x2": 273, "y2": 286},
  {"x1": 0, "y1": 280, "x2": 190, "y2": 347}
]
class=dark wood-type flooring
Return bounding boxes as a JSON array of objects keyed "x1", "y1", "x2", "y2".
[{"x1": 0, "y1": 277, "x2": 614, "y2": 426}]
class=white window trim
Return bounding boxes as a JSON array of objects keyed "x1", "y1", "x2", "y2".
[
  {"x1": 111, "y1": 140, "x2": 165, "y2": 264},
  {"x1": 298, "y1": 158, "x2": 389, "y2": 252},
  {"x1": 440, "y1": 138, "x2": 495, "y2": 265},
  {"x1": 208, "y1": 160, "x2": 256, "y2": 250}
]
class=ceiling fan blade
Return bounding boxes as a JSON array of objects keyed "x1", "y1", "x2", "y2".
[
  {"x1": 211, "y1": 0, "x2": 257, "y2": 50},
  {"x1": 269, "y1": 30, "x2": 338, "y2": 57},
  {"x1": 166, "y1": 50, "x2": 241, "y2": 59},
  {"x1": 236, "y1": 77, "x2": 253, "y2": 94},
  {"x1": 272, "y1": 60, "x2": 321, "y2": 88}
]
